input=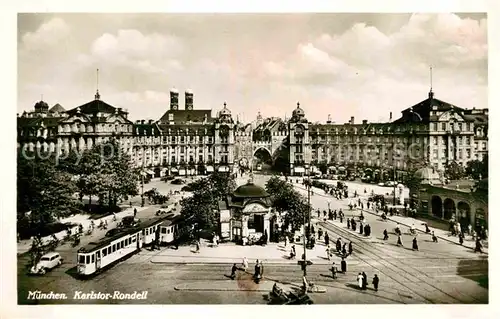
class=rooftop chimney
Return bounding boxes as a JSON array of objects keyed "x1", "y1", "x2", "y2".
[
  {"x1": 149, "y1": 119, "x2": 153, "y2": 124},
  {"x1": 350, "y1": 116, "x2": 355, "y2": 124},
  {"x1": 170, "y1": 88, "x2": 179, "y2": 110},
  {"x1": 389, "y1": 112, "x2": 392, "y2": 121},
  {"x1": 185, "y1": 90, "x2": 194, "y2": 110},
  {"x1": 362, "y1": 120, "x2": 368, "y2": 125},
  {"x1": 141, "y1": 120, "x2": 145, "y2": 124}
]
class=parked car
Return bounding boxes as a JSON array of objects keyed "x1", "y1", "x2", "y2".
[
  {"x1": 384, "y1": 181, "x2": 396, "y2": 187},
  {"x1": 105, "y1": 228, "x2": 122, "y2": 237},
  {"x1": 30, "y1": 252, "x2": 63, "y2": 275},
  {"x1": 120, "y1": 216, "x2": 140, "y2": 228}
]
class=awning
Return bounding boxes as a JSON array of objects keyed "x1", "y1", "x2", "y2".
[
  {"x1": 206, "y1": 166, "x2": 214, "y2": 172},
  {"x1": 294, "y1": 167, "x2": 305, "y2": 173},
  {"x1": 170, "y1": 168, "x2": 178, "y2": 172}
]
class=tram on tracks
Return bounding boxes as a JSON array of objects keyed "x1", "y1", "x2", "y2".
[{"x1": 76, "y1": 215, "x2": 182, "y2": 277}]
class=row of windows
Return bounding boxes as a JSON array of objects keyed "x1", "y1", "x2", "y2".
[
  {"x1": 78, "y1": 235, "x2": 137, "y2": 264},
  {"x1": 430, "y1": 122, "x2": 472, "y2": 132}
]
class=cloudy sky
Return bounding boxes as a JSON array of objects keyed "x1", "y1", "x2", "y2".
[{"x1": 17, "y1": 13, "x2": 487, "y2": 123}]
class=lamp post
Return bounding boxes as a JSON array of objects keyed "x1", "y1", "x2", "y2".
[{"x1": 393, "y1": 165, "x2": 397, "y2": 206}]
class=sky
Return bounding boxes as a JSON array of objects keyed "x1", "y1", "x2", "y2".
[{"x1": 17, "y1": 13, "x2": 487, "y2": 124}]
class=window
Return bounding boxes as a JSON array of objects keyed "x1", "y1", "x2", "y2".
[
  {"x1": 161, "y1": 227, "x2": 167, "y2": 234},
  {"x1": 103, "y1": 249, "x2": 108, "y2": 257},
  {"x1": 441, "y1": 123, "x2": 446, "y2": 131},
  {"x1": 132, "y1": 236, "x2": 136, "y2": 242},
  {"x1": 146, "y1": 229, "x2": 149, "y2": 235},
  {"x1": 91, "y1": 254, "x2": 95, "y2": 263},
  {"x1": 79, "y1": 255, "x2": 85, "y2": 263},
  {"x1": 86, "y1": 255, "x2": 90, "y2": 264},
  {"x1": 199, "y1": 155, "x2": 203, "y2": 162},
  {"x1": 168, "y1": 114, "x2": 174, "y2": 121},
  {"x1": 458, "y1": 123, "x2": 463, "y2": 131},
  {"x1": 466, "y1": 149, "x2": 471, "y2": 159},
  {"x1": 96, "y1": 251, "x2": 100, "y2": 258},
  {"x1": 108, "y1": 247, "x2": 111, "y2": 254}
]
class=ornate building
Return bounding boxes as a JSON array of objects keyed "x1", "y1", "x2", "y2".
[{"x1": 18, "y1": 88, "x2": 488, "y2": 180}]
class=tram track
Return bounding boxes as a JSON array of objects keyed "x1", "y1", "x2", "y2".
[{"x1": 318, "y1": 219, "x2": 484, "y2": 303}]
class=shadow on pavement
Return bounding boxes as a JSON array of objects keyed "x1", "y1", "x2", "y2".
[{"x1": 456, "y1": 258, "x2": 488, "y2": 289}]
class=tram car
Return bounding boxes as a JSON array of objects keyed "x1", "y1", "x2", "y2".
[
  {"x1": 140, "y1": 217, "x2": 167, "y2": 246},
  {"x1": 77, "y1": 227, "x2": 143, "y2": 277},
  {"x1": 158, "y1": 215, "x2": 184, "y2": 245}
]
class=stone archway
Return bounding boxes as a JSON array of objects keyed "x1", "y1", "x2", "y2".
[
  {"x1": 253, "y1": 147, "x2": 273, "y2": 170},
  {"x1": 443, "y1": 198, "x2": 456, "y2": 220},
  {"x1": 431, "y1": 196, "x2": 443, "y2": 218},
  {"x1": 457, "y1": 201, "x2": 471, "y2": 230}
]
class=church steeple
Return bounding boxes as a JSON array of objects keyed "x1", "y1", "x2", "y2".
[
  {"x1": 94, "y1": 68, "x2": 101, "y2": 100},
  {"x1": 428, "y1": 66, "x2": 434, "y2": 99}
]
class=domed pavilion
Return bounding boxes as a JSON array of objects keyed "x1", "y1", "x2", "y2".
[{"x1": 218, "y1": 179, "x2": 275, "y2": 244}]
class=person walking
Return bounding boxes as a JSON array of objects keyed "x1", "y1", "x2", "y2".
[
  {"x1": 333, "y1": 210, "x2": 337, "y2": 220},
  {"x1": 468, "y1": 224, "x2": 472, "y2": 236},
  {"x1": 359, "y1": 222, "x2": 364, "y2": 235},
  {"x1": 383, "y1": 229, "x2": 389, "y2": 241},
  {"x1": 326, "y1": 245, "x2": 332, "y2": 260},
  {"x1": 397, "y1": 234, "x2": 403, "y2": 246},
  {"x1": 432, "y1": 231, "x2": 438, "y2": 243},
  {"x1": 458, "y1": 232, "x2": 464, "y2": 245},
  {"x1": 242, "y1": 257, "x2": 249, "y2": 271},
  {"x1": 284, "y1": 235, "x2": 289, "y2": 248},
  {"x1": 324, "y1": 232, "x2": 330, "y2": 246},
  {"x1": 352, "y1": 220, "x2": 357, "y2": 232},
  {"x1": 474, "y1": 238, "x2": 483, "y2": 253},
  {"x1": 331, "y1": 262, "x2": 338, "y2": 279},
  {"x1": 357, "y1": 273, "x2": 364, "y2": 289},
  {"x1": 412, "y1": 237, "x2": 419, "y2": 251},
  {"x1": 342, "y1": 244, "x2": 347, "y2": 257},
  {"x1": 362, "y1": 272, "x2": 368, "y2": 290},
  {"x1": 347, "y1": 219, "x2": 351, "y2": 229},
  {"x1": 318, "y1": 228, "x2": 323, "y2": 240},
  {"x1": 348, "y1": 241, "x2": 353, "y2": 255},
  {"x1": 341, "y1": 257, "x2": 347, "y2": 273},
  {"x1": 230, "y1": 263, "x2": 238, "y2": 280},
  {"x1": 372, "y1": 274, "x2": 379, "y2": 291},
  {"x1": 339, "y1": 214, "x2": 343, "y2": 223},
  {"x1": 336, "y1": 238, "x2": 342, "y2": 252}
]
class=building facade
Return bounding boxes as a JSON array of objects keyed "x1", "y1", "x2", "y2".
[{"x1": 17, "y1": 88, "x2": 488, "y2": 179}]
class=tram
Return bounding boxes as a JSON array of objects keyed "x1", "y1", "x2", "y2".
[
  {"x1": 77, "y1": 227, "x2": 143, "y2": 277},
  {"x1": 158, "y1": 215, "x2": 184, "y2": 245},
  {"x1": 76, "y1": 216, "x2": 170, "y2": 277}
]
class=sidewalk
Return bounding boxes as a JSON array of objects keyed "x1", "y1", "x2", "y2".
[
  {"x1": 360, "y1": 208, "x2": 488, "y2": 254},
  {"x1": 17, "y1": 206, "x2": 149, "y2": 255},
  {"x1": 174, "y1": 279, "x2": 318, "y2": 293},
  {"x1": 150, "y1": 241, "x2": 361, "y2": 265}
]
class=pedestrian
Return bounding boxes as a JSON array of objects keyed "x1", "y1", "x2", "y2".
[
  {"x1": 397, "y1": 235, "x2": 403, "y2": 246},
  {"x1": 412, "y1": 237, "x2": 419, "y2": 251},
  {"x1": 432, "y1": 231, "x2": 438, "y2": 243},
  {"x1": 357, "y1": 273, "x2": 364, "y2": 289},
  {"x1": 362, "y1": 272, "x2": 368, "y2": 290},
  {"x1": 352, "y1": 220, "x2": 357, "y2": 232},
  {"x1": 347, "y1": 219, "x2": 350, "y2": 229},
  {"x1": 318, "y1": 228, "x2": 323, "y2": 240},
  {"x1": 340, "y1": 214, "x2": 343, "y2": 223},
  {"x1": 341, "y1": 257, "x2": 347, "y2": 273},
  {"x1": 474, "y1": 238, "x2": 483, "y2": 253},
  {"x1": 383, "y1": 229, "x2": 389, "y2": 240},
  {"x1": 230, "y1": 263, "x2": 238, "y2": 280},
  {"x1": 324, "y1": 232, "x2": 330, "y2": 246},
  {"x1": 333, "y1": 210, "x2": 337, "y2": 220},
  {"x1": 359, "y1": 222, "x2": 364, "y2": 235},
  {"x1": 331, "y1": 262, "x2": 337, "y2": 279},
  {"x1": 326, "y1": 245, "x2": 332, "y2": 260},
  {"x1": 372, "y1": 274, "x2": 379, "y2": 291},
  {"x1": 134, "y1": 208, "x2": 137, "y2": 217},
  {"x1": 317, "y1": 210, "x2": 321, "y2": 218},
  {"x1": 342, "y1": 244, "x2": 347, "y2": 257},
  {"x1": 242, "y1": 257, "x2": 249, "y2": 271},
  {"x1": 366, "y1": 224, "x2": 371, "y2": 237},
  {"x1": 468, "y1": 224, "x2": 472, "y2": 236},
  {"x1": 459, "y1": 233, "x2": 464, "y2": 245}
]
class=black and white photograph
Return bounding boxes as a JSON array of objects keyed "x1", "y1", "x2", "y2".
[{"x1": 4, "y1": 4, "x2": 494, "y2": 313}]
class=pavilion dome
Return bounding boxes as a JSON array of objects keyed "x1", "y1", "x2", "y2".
[
  {"x1": 34, "y1": 100, "x2": 49, "y2": 111},
  {"x1": 218, "y1": 102, "x2": 231, "y2": 117},
  {"x1": 292, "y1": 102, "x2": 305, "y2": 117},
  {"x1": 233, "y1": 180, "x2": 270, "y2": 198},
  {"x1": 414, "y1": 166, "x2": 442, "y2": 184}
]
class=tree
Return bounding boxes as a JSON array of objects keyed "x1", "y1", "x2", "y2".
[
  {"x1": 444, "y1": 161, "x2": 465, "y2": 180},
  {"x1": 179, "y1": 172, "x2": 236, "y2": 240},
  {"x1": 265, "y1": 176, "x2": 308, "y2": 231},
  {"x1": 466, "y1": 157, "x2": 488, "y2": 180},
  {"x1": 17, "y1": 150, "x2": 77, "y2": 236}
]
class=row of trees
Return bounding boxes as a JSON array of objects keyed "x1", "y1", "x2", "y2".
[
  {"x1": 17, "y1": 140, "x2": 139, "y2": 237},
  {"x1": 444, "y1": 157, "x2": 488, "y2": 181}
]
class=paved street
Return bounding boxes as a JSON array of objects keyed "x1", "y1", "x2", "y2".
[{"x1": 18, "y1": 174, "x2": 488, "y2": 304}]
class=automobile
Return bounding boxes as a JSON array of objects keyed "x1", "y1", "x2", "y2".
[
  {"x1": 121, "y1": 216, "x2": 140, "y2": 228},
  {"x1": 105, "y1": 228, "x2": 122, "y2": 237},
  {"x1": 30, "y1": 252, "x2": 63, "y2": 275},
  {"x1": 378, "y1": 182, "x2": 385, "y2": 186},
  {"x1": 384, "y1": 181, "x2": 396, "y2": 187}
]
